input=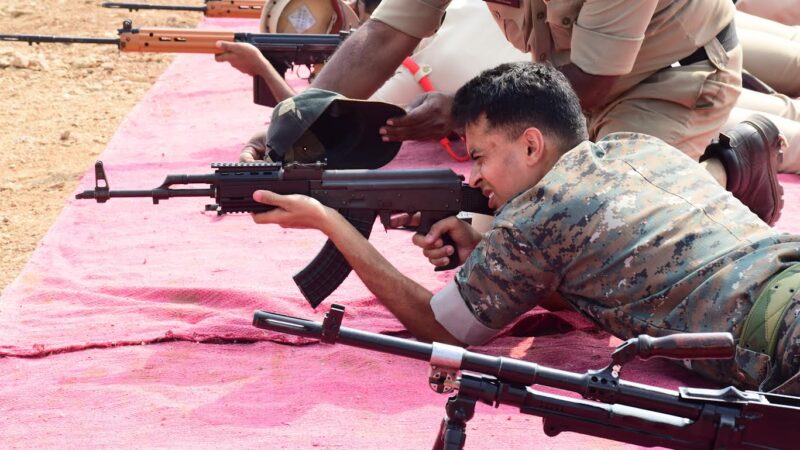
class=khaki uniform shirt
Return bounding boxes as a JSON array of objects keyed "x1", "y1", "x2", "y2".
[
  {"x1": 372, "y1": 0, "x2": 734, "y2": 101},
  {"x1": 449, "y1": 133, "x2": 800, "y2": 387}
]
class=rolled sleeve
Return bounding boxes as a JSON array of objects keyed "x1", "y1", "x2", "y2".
[
  {"x1": 371, "y1": 0, "x2": 451, "y2": 39},
  {"x1": 431, "y1": 280, "x2": 499, "y2": 345},
  {"x1": 569, "y1": 0, "x2": 658, "y2": 75}
]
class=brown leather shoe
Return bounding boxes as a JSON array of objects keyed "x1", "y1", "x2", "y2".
[{"x1": 700, "y1": 114, "x2": 784, "y2": 226}]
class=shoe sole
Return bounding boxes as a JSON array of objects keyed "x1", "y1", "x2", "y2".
[{"x1": 745, "y1": 116, "x2": 784, "y2": 226}]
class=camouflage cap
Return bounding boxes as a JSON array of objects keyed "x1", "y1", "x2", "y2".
[{"x1": 266, "y1": 88, "x2": 405, "y2": 169}]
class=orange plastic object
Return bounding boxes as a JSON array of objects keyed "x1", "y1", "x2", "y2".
[
  {"x1": 119, "y1": 28, "x2": 237, "y2": 53},
  {"x1": 402, "y1": 57, "x2": 469, "y2": 162},
  {"x1": 206, "y1": 0, "x2": 263, "y2": 18}
]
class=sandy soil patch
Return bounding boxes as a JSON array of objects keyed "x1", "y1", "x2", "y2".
[{"x1": 0, "y1": 0, "x2": 204, "y2": 290}]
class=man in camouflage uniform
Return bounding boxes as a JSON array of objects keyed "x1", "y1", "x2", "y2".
[
  {"x1": 251, "y1": 62, "x2": 800, "y2": 394},
  {"x1": 309, "y1": 0, "x2": 794, "y2": 226}
]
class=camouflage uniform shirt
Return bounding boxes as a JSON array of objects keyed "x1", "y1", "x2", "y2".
[{"x1": 453, "y1": 132, "x2": 800, "y2": 387}]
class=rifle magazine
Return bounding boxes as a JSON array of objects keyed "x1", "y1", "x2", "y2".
[{"x1": 293, "y1": 210, "x2": 375, "y2": 307}]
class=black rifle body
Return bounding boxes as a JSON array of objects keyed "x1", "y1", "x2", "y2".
[
  {"x1": 253, "y1": 305, "x2": 800, "y2": 450},
  {"x1": 76, "y1": 161, "x2": 492, "y2": 306}
]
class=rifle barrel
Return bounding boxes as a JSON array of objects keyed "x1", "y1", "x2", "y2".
[
  {"x1": 102, "y1": 2, "x2": 207, "y2": 12},
  {"x1": 0, "y1": 35, "x2": 120, "y2": 45},
  {"x1": 75, "y1": 188, "x2": 214, "y2": 200}
]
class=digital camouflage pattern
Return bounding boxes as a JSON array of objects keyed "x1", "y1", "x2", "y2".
[{"x1": 455, "y1": 132, "x2": 800, "y2": 392}]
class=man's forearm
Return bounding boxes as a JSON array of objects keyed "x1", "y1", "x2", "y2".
[
  {"x1": 257, "y1": 60, "x2": 296, "y2": 103},
  {"x1": 559, "y1": 63, "x2": 618, "y2": 111},
  {"x1": 320, "y1": 208, "x2": 463, "y2": 345},
  {"x1": 312, "y1": 19, "x2": 420, "y2": 99}
]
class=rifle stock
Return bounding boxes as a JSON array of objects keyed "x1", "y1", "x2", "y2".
[
  {"x1": 253, "y1": 305, "x2": 800, "y2": 450},
  {"x1": 76, "y1": 161, "x2": 493, "y2": 306}
]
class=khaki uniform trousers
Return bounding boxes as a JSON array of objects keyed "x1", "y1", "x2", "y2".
[
  {"x1": 726, "y1": 92, "x2": 800, "y2": 174},
  {"x1": 738, "y1": 10, "x2": 800, "y2": 97},
  {"x1": 589, "y1": 43, "x2": 743, "y2": 161},
  {"x1": 737, "y1": 0, "x2": 800, "y2": 27},
  {"x1": 725, "y1": 11, "x2": 800, "y2": 173}
]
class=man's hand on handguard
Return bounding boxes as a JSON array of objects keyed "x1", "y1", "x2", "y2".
[
  {"x1": 412, "y1": 216, "x2": 483, "y2": 268},
  {"x1": 379, "y1": 92, "x2": 455, "y2": 142},
  {"x1": 251, "y1": 190, "x2": 332, "y2": 231},
  {"x1": 215, "y1": 41, "x2": 269, "y2": 77},
  {"x1": 240, "y1": 130, "x2": 270, "y2": 163}
]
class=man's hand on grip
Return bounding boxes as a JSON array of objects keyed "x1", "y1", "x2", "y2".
[{"x1": 412, "y1": 216, "x2": 482, "y2": 268}]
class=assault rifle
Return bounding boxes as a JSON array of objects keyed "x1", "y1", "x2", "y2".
[
  {"x1": 254, "y1": 304, "x2": 800, "y2": 450},
  {"x1": 102, "y1": 0, "x2": 263, "y2": 19},
  {"x1": 0, "y1": 20, "x2": 347, "y2": 106},
  {"x1": 76, "y1": 161, "x2": 492, "y2": 306}
]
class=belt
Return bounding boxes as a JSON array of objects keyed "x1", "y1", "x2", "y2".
[
  {"x1": 740, "y1": 262, "x2": 800, "y2": 359},
  {"x1": 678, "y1": 21, "x2": 738, "y2": 66}
]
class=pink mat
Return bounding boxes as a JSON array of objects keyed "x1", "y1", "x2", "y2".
[{"x1": 2, "y1": 17, "x2": 800, "y2": 448}]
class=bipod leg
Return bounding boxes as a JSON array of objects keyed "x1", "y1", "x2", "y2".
[{"x1": 432, "y1": 393, "x2": 477, "y2": 450}]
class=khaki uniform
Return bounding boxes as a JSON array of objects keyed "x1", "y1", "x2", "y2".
[
  {"x1": 738, "y1": 10, "x2": 800, "y2": 98},
  {"x1": 726, "y1": 94, "x2": 800, "y2": 174},
  {"x1": 737, "y1": 0, "x2": 800, "y2": 27},
  {"x1": 372, "y1": 0, "x2": 741, "y2": 159},
  {"x1": 725, "y1": 11, "x2": 800, "y2": 173},
  {"x1": 370, "y1": 0, "x2": 528, "y2": 106},
  {"x1": 450, "y1": 133, "x2": 800, "y2": 392}
]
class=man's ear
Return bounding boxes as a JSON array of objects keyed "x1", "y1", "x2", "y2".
[{"x1": 521, "y1": 127, "x2": 545, "y2": 164}]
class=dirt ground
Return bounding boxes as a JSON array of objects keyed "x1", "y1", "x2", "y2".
[{"x1": 0, "y1": 0, "x2": 203, "y2": 291}]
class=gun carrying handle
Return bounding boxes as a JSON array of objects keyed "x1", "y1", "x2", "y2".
[
  {"x1": 638, "y1": 332, "x2": 734, "y2": 360},
  {"x1": 293, "y1": 210, "x2": 376, "y2": 308}
]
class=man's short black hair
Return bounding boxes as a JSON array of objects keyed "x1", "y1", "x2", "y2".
[{"x1": 452, "y1": 62, "x2": 588, "y2": 150}]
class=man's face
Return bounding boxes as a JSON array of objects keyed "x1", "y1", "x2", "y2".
[{"x1": 466, "y1": 115, "x2": 543, "y2": 210}]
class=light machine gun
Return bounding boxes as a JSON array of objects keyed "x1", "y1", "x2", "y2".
[
  {"x1": 0, "y1": 20, "x2": 347, "y2": 107},
  {"x1": 253, "y1": 305, "x2": 800, "y2": 450},
  {"x1": 76, "y1": 161, "x2": 492, "y2": 306}
]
